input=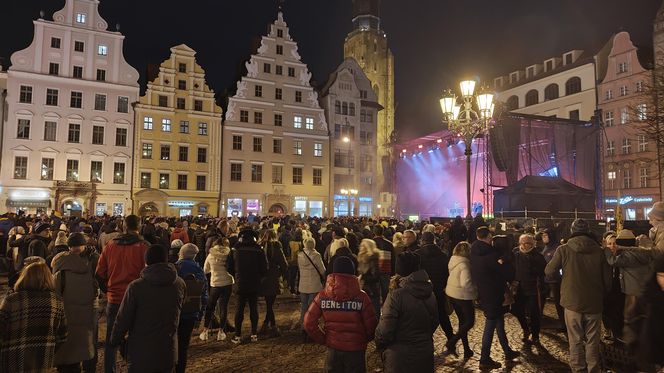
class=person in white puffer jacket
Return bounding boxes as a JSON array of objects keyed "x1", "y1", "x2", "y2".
[
  {"x1": 444, "y1": 241, "x2": 478, "y2": 360},
  {"x1": 200, "y1": 237, "x2": 235, "y2": 341},
  {"x1": 297, "y1": 237, "x2": 326, "y2": 339}
]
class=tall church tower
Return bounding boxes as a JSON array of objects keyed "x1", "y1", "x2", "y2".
[{"x1": 344, "y1": 0, "x2": 395, "y2": 200}]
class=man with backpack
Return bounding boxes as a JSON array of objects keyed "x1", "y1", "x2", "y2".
[{"x1": 175, "y1": 243, "x2": 208, "y2": 373}]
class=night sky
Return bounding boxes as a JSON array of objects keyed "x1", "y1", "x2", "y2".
[{"x1": 0, "y1": 0, "x2": 661, "y2": 140}]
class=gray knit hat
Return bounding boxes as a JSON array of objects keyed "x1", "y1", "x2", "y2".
[{"x1": 179, "y1": 243, "x2": 199, "y2": 260}]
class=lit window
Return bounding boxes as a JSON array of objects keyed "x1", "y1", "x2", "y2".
[
  {"x1": 162, "y1": 118, "x2": 171, "y2": 132},
  {"x1": 306, "y1": 117, "x2": 314, "y2": 130},
  {"x1": 620, "y1": 108, "x2": 629, "y2": 124},
  {"x1": 294, "y1": 115, "x2": 302, "y2": 129},
  {"x1": 97, "y1": 45, "x2": 108, "y2": 56},
  {"x1": 143, "y1": 116, "x2": 153, "y2": 130},
  {"x1": 293, "y1": 140, "x2": 302, "y2": 155},
  {"x1": 637, "y1": 104, "x2": 647, "y2": 120},
  {"x1": 76, "y1": 13, "x2": 86, "y2": 23},
  {"x1": 314, "y1": 142, "x2": 323, "y2": 157}
]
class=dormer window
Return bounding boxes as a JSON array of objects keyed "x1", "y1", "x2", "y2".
[
  {"x1": 510, "y1": 72, "x2": 519, "y2": 84},
  {"x1": 76, "y1": 13, "x2": 86, "y2": 24},
  {"x1": 494, "y1": 77, "x2": 503, "y2": 88},
  {"x1": 526, "y1": 66, "x2": 535, "y2": 78},
  {"x1": 545, "y1": 60, "x2": 554, "y2": 72},
  {"x1": 564, "y1": 52, "x2": 573, "y2": 65},
  {"x1": 277, "y1": 29, "x2": 284, "y2": 38}
]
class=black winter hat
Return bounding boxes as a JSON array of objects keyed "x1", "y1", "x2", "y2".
[
  {"x1": 238, "y1": 229, "x2": 258, "y2": 244},
  {"x1": 421, "y1": 231, "x2": 436, "y2": 243},
  {"x1": 145, "y1": 244, "x2": 168, "y2": 265},
  {"x1": 67, "y1": 232, "x2": 87, "y2": 247},
  {"x1": 570, "y1": 219, "x2": 590, "y2": 234},
  {"x1": 33, "y1": 221, "x2": 50, "y2": 234},
  {"x1": 395, "y1": 251, "x2": 420, "y2": 277},
  {"x1": 333, "y1": 256, "x2": 355, "y2": 275}
]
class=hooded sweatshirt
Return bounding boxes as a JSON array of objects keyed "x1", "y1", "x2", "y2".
[
  {"x1": 545, "y1": 233, "x2": 612, "y2": 314},
  {"x1": 203, "y1": 245, "x2": 234, "y2": 287},
  {"x1": 304, "y1": 273, "x2": 377, "y2": 352}
]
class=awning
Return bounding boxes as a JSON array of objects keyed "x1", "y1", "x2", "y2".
[{"x1": 7, "y1": 199, "x2": 51, "y2": 208}]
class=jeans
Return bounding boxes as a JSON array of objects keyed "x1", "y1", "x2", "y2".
[
  {"x1": 480, "y1": 314, "x2": 511, "y2": 363},
  {"x1": 434, "y1": 290, "x2": 454, "y2": 339},
  {"x1": 379, "y1": 274, "x2": 390, "y2": 305},
  {"x1": 513, "y1": 291, "x2": 541, "y2": 339},
  {"x1": 264, "y1": 295, "x2": 277, "y2": 326},
  {"x1": 235, "y1": 293, "x2": 259, "y2": 337},
  {"x1": 449, "y1": 298, "x2": 475, "y2": 351},
  {"x1": 204, "y1": 285, "x2": 232, "y2": 329},
  {"x1": 324, "y1": 348, "x2": 366, "y2": 373},
  {"x1": 288, "y1": 265, "x2": 299, "y2": 293},
  {"x1": 104, "y1": 302, "x2": 121, "y2": 373},
  {"x1": 176, "y1": 318, "x2": 196, "y2": 373},
  {"x1": 300, "y1": 293, "x2": 317, "y2": 328},
  {"x1": 565, "y1": 309, "x2": 602, "y2": 373}
]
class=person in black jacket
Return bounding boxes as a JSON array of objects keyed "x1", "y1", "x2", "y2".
[
  {"x1": 416, "y1": 232, "x2": 454, "y2": 344},
  {"x1": 110, "y1": 244, "x2": 186, "y2": 373},
  {"x1": 471, "y1": 227, "x2": 520, "y2": 370},
  {"x1": 512, "y1": 234, "x2": 546, "y2": 346},
  {"x1": 230, "y1": 229, "x2": 268, "y2": 344},
  {"x1": 373, "y1": 225, "x2": 395, "y2": 305}
]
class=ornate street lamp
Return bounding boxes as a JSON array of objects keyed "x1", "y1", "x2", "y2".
[{"x1": 440, "y1": 79, "x2": 495, "y2": 220}]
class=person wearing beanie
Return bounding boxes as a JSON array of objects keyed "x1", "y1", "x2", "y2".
[
  {"x1": 173, "y1": 243, "x2": 207, "y2": 373},
  {"x1": 546, "y1": 219, "x2": 611, "y2": 373},
  {"x1": 470, "y1": 226, "x2": 519, "y2": 369},
  {"x1": 607, "y1": 229, "x2": 655, "y2": 351},
  {"x1": 648, "y1": 201, "x2": 664, "y2": 251},
  {"x1": 110, "y1": 243, "x2": 185, "y2": 373},
  {"x1": 50, "y1": 232, "x2": 98, "y2": 372},
  {"x1": 169, "y1": 239, "x2": 184, "y2": 264},
  {"x1": 96, "y1": 215, "x2": 149, "y2": 373},
  {"x1": 48, "y1": 231, "x2": 70, "y2": 266},
  {"x1": 511, "y1": 234, "x2": 547, "y2": 347},
  {"x1": 304, "y1": 254, "x2": 377, "y2": 373},
  {"x1": 375, "y1": 250, "x2": 439, "y2": 373}
]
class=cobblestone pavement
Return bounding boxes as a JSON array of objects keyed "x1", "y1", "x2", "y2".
[{"x1": 93, "y1": 296, "x2": 573, "y2": 373}]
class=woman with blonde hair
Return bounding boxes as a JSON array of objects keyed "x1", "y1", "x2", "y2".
[
  {"x1": 444, "y1": 241, "x2": 477, "y2": 360},
  {"x1": 0, "y1": 261, "x2": 68, "y2": 373},
  {"x1": 392, "y1": 232, "x2": 406, "y2": 258},
  {"x1": 358, "y1": 239, "x2": 381, "y2": 317}
]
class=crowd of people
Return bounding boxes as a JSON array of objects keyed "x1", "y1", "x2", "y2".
[{"x1": 0, "y1": 201, "x2": 663, "y2": 373}]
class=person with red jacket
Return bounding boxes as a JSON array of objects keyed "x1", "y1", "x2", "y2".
[
  {"x1": 170, "y1": 222, "x2": 189, "y2": 244},
  {"x1": 304, "y1": 256, "x2": 377, "y2": 372},
  {"x1": 96, "y1": 215, "x2": 149, "y2": 373}
]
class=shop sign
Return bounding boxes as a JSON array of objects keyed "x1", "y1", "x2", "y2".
[
  {"x1": 168, "y1": 201, "x2": 195, "y2": 208},
  {"x1": 604, "y1": 196, "x2": 653, "y2": 205}
]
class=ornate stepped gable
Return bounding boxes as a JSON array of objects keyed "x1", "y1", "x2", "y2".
[{"x1": 226, "y1": 11, "x2": 328, "y2": 132}]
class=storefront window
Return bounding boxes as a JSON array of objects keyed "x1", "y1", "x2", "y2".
[
  {"x1": 227, "y1": 198, "x2": 243, "y2": 217},
  {"x1": 180, "y1": 209, "x2": 191, "y2": 217},
  {"x1": 96, "y1": 203, "x2": 106, "y2": 216},
  {"x1": 198, "y1": 204, "x2": 208, "y2": 215},
  {"x1": 309, "y1": 201, "x2": 323, "y2": 217},
  {"x1": 294, "y1": 200, "x2": 307, "y2": 216},
  {"x1": 246, "y1": 199, "x2": 261, "y2": 215},
  {"x1": 112, "y1": 203, "x2": 124, "y2": 216},
  {"x1": 625, "y1": 208, "x2": 636, "y2": 221},
  {"x1": 359, "y1": 203, "x2": 372, "y2": 217},
  {"x1": 334, "y1": 201, "x2": 349, "y2": 217}
]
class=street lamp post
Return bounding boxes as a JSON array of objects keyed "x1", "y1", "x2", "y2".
[{"x1": 440, "y1": 80, "x2": 494, "y2": 220}]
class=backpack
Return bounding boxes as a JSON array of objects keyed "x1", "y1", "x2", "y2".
[{"x1": 178, "y1": 265, "x2": 205, "y2": 315}]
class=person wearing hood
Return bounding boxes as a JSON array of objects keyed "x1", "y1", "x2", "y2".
[
  {"x1": 304, "y1": 256, "x2": 377, "y2": 373},
  {"x1": 96, "y1": 215, "x2": 149, "y2": 373},
  {"x1": 110, "y1": 244, "x2": 186, "y2": 373},
  {"x1": 170, "y1": 222, "x2": 190, "y2": 244},
  {"x1": 545, "y1": 219, "x2": 612, "y2": 373},
  {"x1": 415, "y1": 231, "x2": 454, "y2": 346},
  {"x1": 230, "y1": 229, "x2": 268, "y2": 344},
  {"x1": 375, "y1": 251, "x2": 438, "y2": 373},
  {"x1": 174, "y1": 243, "x2": 207, "y2": 373},
  {"x1": 511, "y1": 234, "x2": 546, "y2": 346},
  {"x1": 471, "y1": 226, "x2": 520, "y2": 370},
  {"x1": 13, "y1": 221, "x2": 51, "y2": 266},
  {"x1": 47, "y1": 231, "x2": 70, "y2": 269},
  {"x1": 297, "y1": 237, "x2": 326, "y2": 340},
  {"x1": 357, "y1": 239, "x2": 381, "y2": 318},
  {"x1": 200, "y1": 237, "x2": 236, "y2": 342},
  {"x1": 51, "y1": 232, "x2": 98, "y2": 372}
]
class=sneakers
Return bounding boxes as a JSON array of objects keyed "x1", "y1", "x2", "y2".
[
  {"x1": 199, "y1": 329, "x2": 209, "y2": 341},
  {"x1": 231, "y1": 336, "x2": 242, "y2": 344},
  {"x1": 479, "y1": 359, "x2": 501, "y2": 370},
  {"x1": 217, "y1": 330, "x2": 227, "y2": 341},
  {"x1": 250, "y1": 334, "x2": 258, "y2": 343}
]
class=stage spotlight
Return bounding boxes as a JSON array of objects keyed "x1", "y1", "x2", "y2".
[
  {"x1": 402, "y1": 149, "x2": 407, "y2": 153},
  {"x1": 418, "y1": 144, "x2": 423, "y2": 149},
  {"x1": 437, "y1": 139, "x2": 443, "y2": 143}
]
